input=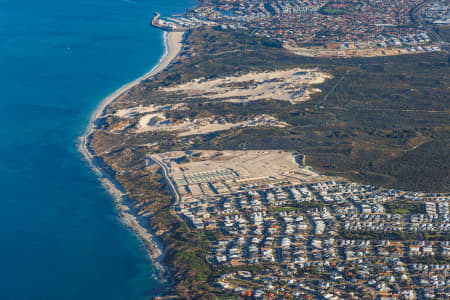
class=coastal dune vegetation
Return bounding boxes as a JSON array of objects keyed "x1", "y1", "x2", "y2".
[{"x1": 111, "y1": 26, "x2": 449, "y2": 192}]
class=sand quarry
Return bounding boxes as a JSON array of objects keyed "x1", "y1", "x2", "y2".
[{"x1": 161, "y1": 68, "x2": 332, "y2": 104}]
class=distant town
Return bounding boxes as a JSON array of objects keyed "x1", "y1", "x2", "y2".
[{"x1": 153, "y1": 0, "x2": 449, "y2": 57}]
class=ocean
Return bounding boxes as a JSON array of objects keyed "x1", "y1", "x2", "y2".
[{"x1": 0, "y1": 0, "x2": 194, "y2": 299}]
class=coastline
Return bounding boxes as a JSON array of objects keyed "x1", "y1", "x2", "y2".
[{"x1": 78, "y1": 30, "x2": 185, "y2": 287}]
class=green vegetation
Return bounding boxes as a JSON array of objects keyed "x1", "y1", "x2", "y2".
[
  {"x1": 319, "y1": 1, "x2": 358, "y2": 15},
  {"x1": 385, "y1": 201, "x2": 422, "y2": 214},
  {"x1": 265, "y1": 202, "x2": 325, "y2": 213},
  {"x1": 340, "y1": 231, "x2": 450, "y2": 241},
  {"x1": 271, "y1": 206, "x2": 300, "y2": 213},
  {"x1": 322, "y1": 8, "x2": 352, "y2": 15},
  {"x1": 404, "y1": 255, "x2": 450, "y2": 265}
]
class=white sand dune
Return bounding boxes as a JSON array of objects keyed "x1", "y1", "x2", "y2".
[
  {"x1": 114, "y1": 103, "x2": 186, "y2": 118},
  {"x1": 136, "y1": 113, "x2": 289, "y2": 136},
  {"x1": 161, "y1": 68, "x2": 332, "y2": 104}
]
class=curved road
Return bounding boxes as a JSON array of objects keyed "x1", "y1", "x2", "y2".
[
  {"x1": 148, "y1": 155, "x2": 181, "y2": 206},
  {"x1": 412, "y1": 0, "x2": 449, "y2": 52}
]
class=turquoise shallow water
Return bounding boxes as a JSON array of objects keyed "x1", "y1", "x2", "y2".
[{"x1": 0, "y1": 0, "x2": 194, "y2": 299}]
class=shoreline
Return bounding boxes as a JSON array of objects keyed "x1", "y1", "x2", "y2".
[{"x1": 78, "y1": 30, "x2": 185, "y2": 289}]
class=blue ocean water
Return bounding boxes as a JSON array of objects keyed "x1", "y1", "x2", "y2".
[{"x1": 0, "y1": 0, "x2": 194, "y2": 299}]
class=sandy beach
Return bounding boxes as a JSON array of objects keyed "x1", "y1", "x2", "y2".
[
  {"x1": 78, "y1": 30, "x2": 184, "y2": 285},
  {"x1": 85, "y1": 30, "x2": 184, "y2": 130}
]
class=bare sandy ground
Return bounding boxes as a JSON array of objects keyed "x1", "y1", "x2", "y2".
[
  {"x1": 177, "y1": 150, "x2": 301, "y2": 178},
  {"x1": 135, "y1": 113, "x2": 289, "y2": 136},
  {"x1": 110, "y1": 68, "x2": 331, "y2": 137},
  {"x1": 78, "y1": 31, "x2": 184, "y2": 284},
  {"x1": 161, "y1": 68, "x2": 332, "y2": 104},
  {"x1": 155, "y1": 150, "x2": 324, "y2": 182},
  {"x1": 114, "y1": 103, "x2": 186, "y2": 118}
]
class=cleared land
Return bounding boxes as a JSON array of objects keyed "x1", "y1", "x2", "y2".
[
  {"x1": 153, "y1": 150, "x2": 325, "y2": 190},
  {"x1": 135, "y1": 113, "x2": 287, "y2": 136},
  {"x1": 161, "y1": 68, "x2": 331, "y2": 104}
]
